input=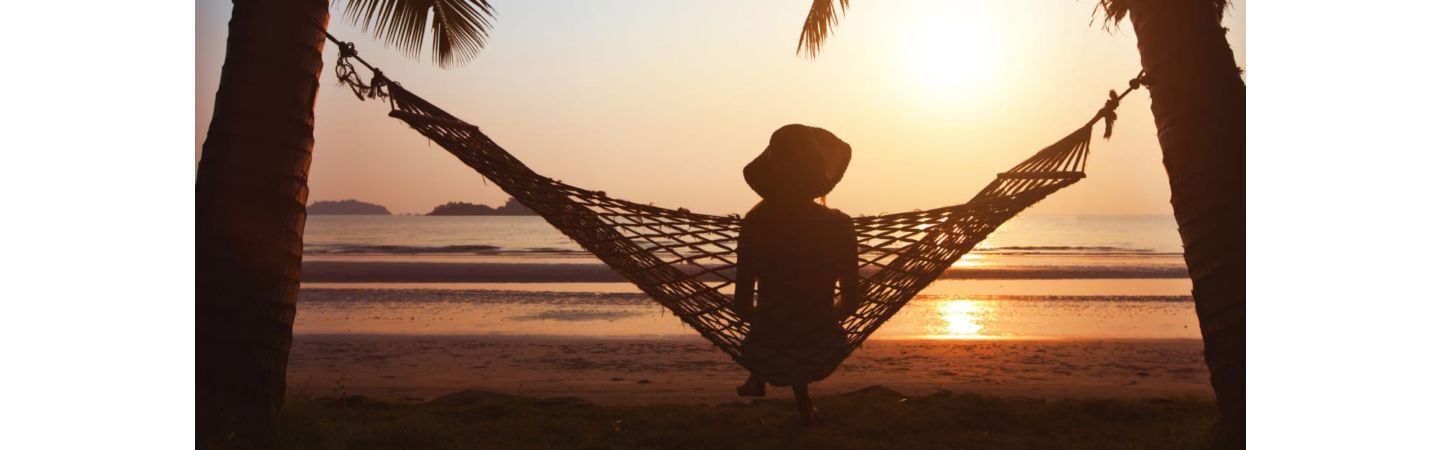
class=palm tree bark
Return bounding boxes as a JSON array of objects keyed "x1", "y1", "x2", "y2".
[
  {"x1": 195, "y1": 0, "x2": 329, "y2": 446},
  {"x1": 1127, "y1": 0, "x2": 1245, "y2": 444}
]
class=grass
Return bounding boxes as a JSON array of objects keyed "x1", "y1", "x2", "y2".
[{"x1": 279, "y1": 386, "x2": 1220, "y2": 449}]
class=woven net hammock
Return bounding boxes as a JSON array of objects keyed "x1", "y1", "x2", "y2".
[{"x1": 327, "y1": 37, "x2": 1142, "y2": 379}]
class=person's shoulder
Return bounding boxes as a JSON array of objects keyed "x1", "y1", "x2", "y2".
[
  {"x1": 824, "y1": 207, "x2": 854, "y2": 230},
  {"x1": 742, "y1": 201, "x2": 772, "y2": 222}
]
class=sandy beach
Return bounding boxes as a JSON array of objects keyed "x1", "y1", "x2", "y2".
[
  {"x1": 287, "y1": 335, "x2": 1210, "y2": 405},
  {"x1": 285, "y1": 215, "x2": 1208, "y2": 408}
]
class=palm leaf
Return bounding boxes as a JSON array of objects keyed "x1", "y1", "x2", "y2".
[
  {"x1": 796, "y1": 0, "x2": 849, "y2": 58},
  {"x1": 799, "y1": 1, "x2": 1233, "y2": 57},
  {"x1": 341, "y1": 0, "x2": 495, "y2": 68},
  {"x1": 1093, "y1": 0, "x2": 1231, "y2": 31}
]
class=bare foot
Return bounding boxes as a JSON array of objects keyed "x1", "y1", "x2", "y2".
[
  {"x1": 735, "y1": 380, "x2": 766, "y2": 397},
  {"x1": 798, "y1": 407, "x2": 819, "y2": 426}
]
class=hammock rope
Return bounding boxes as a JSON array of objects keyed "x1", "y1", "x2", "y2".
[{"x1": 322, "y1": 33, "x2": 1145, "y2": 377}]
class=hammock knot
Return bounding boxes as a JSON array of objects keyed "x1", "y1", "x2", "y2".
[
  {"x1": 1092, "y1": 71, "x2": 1146, "y2": 139},
  {"x1": 334, "y1": 51, "x2": 389, "y2": 101},
  {"x1": 368, "y1": 69, "x2": 390, "y2": 99},
  {"x1": 338, "y1": 41, "x2": 359, "y2": 59},
  {"x1": 1099, "y1": 89, "x2": 1121, "y2": 139}
]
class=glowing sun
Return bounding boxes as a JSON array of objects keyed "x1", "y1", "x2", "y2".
[{"x1": 904, "y1": 15, "x2": 998, "y2": 101}]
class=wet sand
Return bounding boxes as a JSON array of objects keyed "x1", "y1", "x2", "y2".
[{"x1": 287, "y1": 335, "x2": 1210, "y2": 405}]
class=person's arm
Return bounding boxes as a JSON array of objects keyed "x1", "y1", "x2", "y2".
[
  {"x1": 837, "y1": 218, "x2": 861, "y2": 316},
  {"x1": 733, "y1": 223, "x2": 756, "y2": 321}
]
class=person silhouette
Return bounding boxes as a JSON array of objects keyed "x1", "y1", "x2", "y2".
[{"x1": 732, "y1": 124, "x2": 860, "y2": 425}]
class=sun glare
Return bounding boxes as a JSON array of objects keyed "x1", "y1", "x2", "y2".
[
  {"x1": 903, "y1": 14, "x2": 998, "y2": 102},
  {"x1": 935, "y1": 299, "x2": 989, "y2": 338},
  {"x1": 952, "y1": 253, "x2": 987, "y2": 268}
]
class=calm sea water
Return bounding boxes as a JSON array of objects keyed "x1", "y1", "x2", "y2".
[
  {"x1": 298, "y1": 215, "x2": 1198, "y2": 340},
  {"x1": 303, "y1": 214, "x2": 1184, "y2": 257}
]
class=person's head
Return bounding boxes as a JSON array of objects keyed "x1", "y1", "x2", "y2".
[{"x1": 744, "y1": 124, "x2": 851, "y2": 203}]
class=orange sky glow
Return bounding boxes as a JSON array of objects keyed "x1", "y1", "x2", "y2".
[{"x1": 196, "y1": 0, "x2": 1245, "y2": 216}]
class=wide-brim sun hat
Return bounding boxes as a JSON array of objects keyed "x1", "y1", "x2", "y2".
[{"x1": 743, "y1": 124, "x2": 851, "y2": 200}]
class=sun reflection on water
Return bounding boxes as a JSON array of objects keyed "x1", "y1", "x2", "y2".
[
  {"x1": 951, "y1": 253, "x2": 987, "y2": 268},
  {"x1": 932, "y1": 299, "x2": 990, "y2": 339}
]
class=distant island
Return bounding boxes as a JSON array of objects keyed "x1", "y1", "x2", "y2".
[
  {"x1": 308, "y1": 199, "x2": 391, "y2": 215},
  {"x1": 428, "y1": 197, "x2": 535, "y2": 216}
]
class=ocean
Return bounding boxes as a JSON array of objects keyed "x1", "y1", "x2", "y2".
[
  {"x1": 303, "y1": 214, "x2": 1184, "y2": 258},
  {"x1": 297, "y1": 214, "x2": 1199, "y2": 340}
]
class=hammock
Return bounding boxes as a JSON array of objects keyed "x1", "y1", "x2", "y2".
[{"x1": 327, "y1": 37, "x2": 1143, "y2": 377}]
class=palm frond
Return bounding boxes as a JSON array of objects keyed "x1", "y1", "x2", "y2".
[
  {"x1": 1093, "y1": 0, "x2": 1232, "y2": 31},
  {"x1": 341, "y1": 0, "x2": 495, "y2": 68},
  {"x1": 796, "y1": 0, "x2": 849, "y2": 59}
]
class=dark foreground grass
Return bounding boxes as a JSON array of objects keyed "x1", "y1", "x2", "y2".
[{"x1": 280, "y1": 387, "x2": 1219, "y2": 449}]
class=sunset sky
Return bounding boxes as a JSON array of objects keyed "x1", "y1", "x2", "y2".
[{"x1": 196, "y1": 0, "x2": 1245, "y2": 216}]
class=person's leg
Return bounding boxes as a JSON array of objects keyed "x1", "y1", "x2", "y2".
[
  {"x1": 793, "y1": 383, "x2": 816, "y2": 424},
  {"x1": 736, "y1": 373, "x2": 766, "y2": 397}
]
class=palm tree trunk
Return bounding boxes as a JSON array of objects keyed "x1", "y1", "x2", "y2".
[
  {"x1": 1127, "y1": 0, "x2": 1245, "y2": 444},
  {"x1": 195, "y1": 0, "x2": 328, "y2": 446}
]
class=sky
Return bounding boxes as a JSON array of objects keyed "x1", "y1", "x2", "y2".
[{"x1": 196, "y1": 0, "x2": 1245, "y2": 216}]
